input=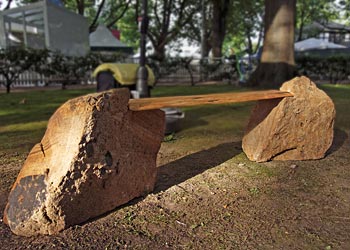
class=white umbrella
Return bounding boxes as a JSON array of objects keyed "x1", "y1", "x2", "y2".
[{"x1": 295, "y1": 38, "x2": 346, "y2": 51}]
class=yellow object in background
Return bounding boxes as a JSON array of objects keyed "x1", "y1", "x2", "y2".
[{"x1": 92, "y1": 63, "x2": 155, "y2": 86}]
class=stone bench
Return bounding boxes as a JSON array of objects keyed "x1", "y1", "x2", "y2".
[{"x1": 3, "y1": 76, "x2": 335, "y2": 236}]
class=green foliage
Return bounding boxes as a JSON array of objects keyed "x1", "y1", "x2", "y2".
[
  {"x1": 296, "y1": 54, "x2": 350, "y2": 84},
  {"x1": 117, "y1": 7, "x2": 139, "y2": 50},
  {"x1": 296, "y1": 0, "x2": 338, "y2": 41},
  {"x1": 0, "y1": 47, "x2": 127, "y2": 91},
  {"x1": 0, "y1": 48, "x2": 48, "y2": 93},
  {"x1": 163, "y1": 133, "x2": 177, "y2": 142},
  {"x1": 224, "y1": 0, "x2": 264, "y2": 55},
  {"x1": 149, "y1": 57, "x2": 198, "y2": 84},
  {"x1": 148, "y1": 57, "x2": 238, "y2": 85},
  {"x1": 338, "y1": 0, "x2": 350, "y2": 20},
  {"x1": 147, "y1": 0, "x2": 200, "y2": 61},
  {"x1": 15, "y1": 0, "x2": 131, "y2": 32},
  {"x1": 43, "y1": 51, "x2": 127, "y2": 88},
  {"x1": 98, "y1": 0, "x2": 132, "y2": 29},
  {"x1": 34, "y1": 51, "x2": 87, "y2": 89}
]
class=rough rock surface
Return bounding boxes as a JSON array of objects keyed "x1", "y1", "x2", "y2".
[
  {"x1": 242, "y1": 76, "x2": 335, "y2": 162},
  {"x1": 3, "y1": 89, "x2": 165, "y2": 236}
]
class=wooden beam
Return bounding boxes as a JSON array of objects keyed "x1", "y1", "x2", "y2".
[{"x1": 128, "y1": 90, "x2": 293, "y2": 111}]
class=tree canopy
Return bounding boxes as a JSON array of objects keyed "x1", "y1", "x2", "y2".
[{"x1": 5, "y1": 0, "x2": 349, "y2": 67}]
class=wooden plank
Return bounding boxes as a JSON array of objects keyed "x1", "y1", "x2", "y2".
[{"x1": 128, "y1": 90, "x2": 293, "y2": 111}]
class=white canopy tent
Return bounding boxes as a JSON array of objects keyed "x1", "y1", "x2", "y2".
[{"x1": 295, "y1": 38, "x2": 346, "y2": 51}]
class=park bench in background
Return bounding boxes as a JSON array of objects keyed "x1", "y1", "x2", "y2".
[{"x1": 3, "y1": 76, "x2": 335, "y2": 236}]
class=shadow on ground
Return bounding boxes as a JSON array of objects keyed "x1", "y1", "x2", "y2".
[
  {"x1": 326, "y1": 128, "x2": 348, "y2": 155},
  {"x1": 155, "y1": 141, "x2": 242, "y2": 193}
]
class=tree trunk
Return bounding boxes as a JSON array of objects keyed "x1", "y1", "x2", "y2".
[
  {"x1": 62, "y1": 80, "x2": 68, "y2": 90},
  {"x1": 152, "y1": 45, "x2": 166, "y2": 62},
  {"x1": 210, "y1": 0, "x2": 230, "y2": 58},
  {"x1": 76, "y1": 0, "x2": 85, "y2": 15},
  {"x1": 201, "y1": 0, "x2": 209, "y2": 58},
  {"x1": 297, "y1": 20, "x2": 304, "y2": 42},
  {"x1": 4, "y1": 0, "x2": 13, "y2": 9},
  {"x1": 6, "y1": 79, "x2": 11, "y2": 93},
  {"x1": 248, "y1": 0, "x2": 297, "y2": 88}
]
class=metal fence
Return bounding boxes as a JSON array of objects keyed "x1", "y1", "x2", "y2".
[
  {"x1": 3, "y1": 54, "x2": 350, "y2": 90},
  {"x1": 0, "y1": 57, "x2": 246, "y2": 89},
  {"x1": 0, "y1": 71, "x2": 96, "y2": 89},
  {"x1": 148, "y1": 57, "x2": 243, "y2": 85}
]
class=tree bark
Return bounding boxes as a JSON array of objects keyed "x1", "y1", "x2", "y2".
[
  {"x1": 297, "y1": 8, "x2": 305, "y2": 41},
  {"x1": 147, "y1": 0, "x2": 199, "y2": 62},
  {"x1": 210, "y1": 0, "x2": 230, "y2": 58},
  {"x1": 152, "y1": 45, "x2": 166, "y2": 62},
  {"x1": 4, "y1": 0, "x2": 13, "y2": 9},
  {"x1": 89, "y1": 0, "x2": 106, "y2": 33},
  {"x1": 6, "y1": 80, "x2": 11, "y2": 93},
  {"x1": 106, "y1": 0, "x2": 132, "y2": 29},
  {"x1": 76, "y1": 0, "x2": 85, "y2": 15},
  {"x1": 248, "y1": 0, "x2": 297, "y2": 88}
]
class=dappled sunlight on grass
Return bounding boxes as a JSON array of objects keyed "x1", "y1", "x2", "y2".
[
  {"x1": 0, "y1": 83, "x2": 349, "y2": 156},
  {"x1": 180, "y1": 103, "x2": 253, "y2": 136},
  {"x1": 152, "y1": 84, "x2": 245, "y2": 97},
  {"x1": 0, "y1": 120, "x2": 47, "y2": 133},
  {"x1": 319, "y1": 84, "x2": 350, "y2": 131},
  {"x1": 0, "y1": 88, "x2": 95, "y2": 154}
]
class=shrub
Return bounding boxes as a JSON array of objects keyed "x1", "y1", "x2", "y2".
[
  {"x1": 0, "y1": 48, "x2": 47, "y2": 93},
  {"x1": 296, "y1": 54, "x2": 350, "y2": 84}
]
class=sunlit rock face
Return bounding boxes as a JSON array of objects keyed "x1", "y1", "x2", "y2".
[
  {"x1": 4, "y1": 89, "x2": 165, "y2": 236},
  {"x1": 243, "y1": 76, "x2": 335, "y2": 162}
]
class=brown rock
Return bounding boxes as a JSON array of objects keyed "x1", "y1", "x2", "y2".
[
  {"x1": 3, "y1": 88, "x2": 165, "y2": 236},
  {"x1": 242, "y1": 76, "x2": 335, "y2": 162}
]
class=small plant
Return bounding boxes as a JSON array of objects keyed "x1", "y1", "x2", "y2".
[
  {"x1": 163, "y1": 133, "x2": 177, "y2": 142},
  {"x1": 248, "y1": 187, "x2": 260, "y2": 196},
  {"x1": 123, "y1": 211, "x2": 136, "y2": 222},
  {"x1": 190, "y1": 221, "x2": 205, "y2": 230}
]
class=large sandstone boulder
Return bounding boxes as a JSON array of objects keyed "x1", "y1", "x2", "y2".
[
  {"x1": 3, "y1": 89, "x2": 165, "y2": 236},
  {"x1": 242, "y1": 76, "x2": 335, "y2": 162}
]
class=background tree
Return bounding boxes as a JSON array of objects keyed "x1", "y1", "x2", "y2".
[
  {"x1": 333, "y1": 0, "x2": 350, "y2": 25},
  {"x1": 210, "y1": 0, "x2": 231, "y2": 58},
  {"x1": 180, "y1": 0, "x2": 211, "y2": 58},
  {"x1": 1, "y1": 0, "x2": 13, "y2": 9},
  {"x1": 38, "y1": 51, "x2": 125, "y2": 89},
  {"x1": 296, "y1": 0, "x2": 337, "y2": 41},
  {"x1": 15, "y1": 0, "x2": 131, "y2": 33},
  {"x1": 224, "y1": 0, "x2": 264, "y2": 56},
  {"x1": 248, "y1": 0, "x2": 296, "y2": 88},
  {"x1": 0, "y1": 48, "x2": 47, "y2": 93},
  {"x1": 185, "y1": 0, "x2": 263, "y2": 58},
  {"x1": 94, "y1": 0, "x2": 132, "y2": 32},
  {"x1": 147, "y1": 0, "x2": 199, "y2": 61},
  {"x1": 116, "y1": 1, "x2": 141, "y2": 50}
]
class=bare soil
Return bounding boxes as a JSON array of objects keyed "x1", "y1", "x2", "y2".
[{"x1": 0, "y1": 97, "x2": 349, "y2": 249}]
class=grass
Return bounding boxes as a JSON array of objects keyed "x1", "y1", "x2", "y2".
[
  {"x1": 0, "y1": 83, "x2": 349, "y2": 158},
  {"x1": 319, "y1": 84, "x2": 350, "y2": 131},
  {"x1": 0, "y1": 88, "x2": 94, "y2": 155},
  {"x1": 0, "y1": 84, "x2": 242, "y2": 157}
]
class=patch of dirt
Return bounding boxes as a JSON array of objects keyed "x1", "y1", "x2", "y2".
[{"x1": 0, "y1": 130, "x2": 350, "y2": 249}]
